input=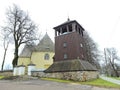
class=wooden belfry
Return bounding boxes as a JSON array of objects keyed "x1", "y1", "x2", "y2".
[
  {"x1": 45, "y1": 19, "x2": 97, "y2": 73},
  {"x1": 54, "y1": 19, "x2": 85, "y2": 61}
]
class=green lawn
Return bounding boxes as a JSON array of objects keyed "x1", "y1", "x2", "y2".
[
  {"x1": 0, "y1": 76, "x2": 5, "y2": 79},
  {"x1": 79, "y1": 78, "x2": 120, "y2": 88},
  {"x1": 41, "y1": 78, "x2": 120, "y2": 88}
]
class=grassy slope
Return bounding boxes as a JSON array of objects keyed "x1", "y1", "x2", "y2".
[{"x1": 80, "y1": 78, "x2": 120, "y2": 88}]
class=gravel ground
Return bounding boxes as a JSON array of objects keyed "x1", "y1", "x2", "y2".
[{"x1": 0, "y1": 79, "x2": 120, "y2": 90}]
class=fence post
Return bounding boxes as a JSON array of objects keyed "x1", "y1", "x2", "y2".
[
  {"x1": 13, "y1": 66, "x2": 18, "y2": 76},
  {"x1": 28, "y1": 64, "x2": 36, "y2": 76}
]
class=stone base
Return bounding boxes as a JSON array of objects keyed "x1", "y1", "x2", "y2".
[
  {"x1": 32, "y1": 59, "x2": 99, "y2": 81},
  {"x1": 32, "y1": 71, "x2": 99, "y2": 81},
  {"x1": 0, "y1": 70, "x2": 13, "y2": 76}
]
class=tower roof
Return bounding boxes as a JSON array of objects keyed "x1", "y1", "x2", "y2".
[{"x1": 53, "y1": 19, "x2": 85, "y2": 31}]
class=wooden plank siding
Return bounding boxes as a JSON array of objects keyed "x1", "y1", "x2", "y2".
[{"x1": 55, "y1": 32, "x2": 86, "y2": 61}]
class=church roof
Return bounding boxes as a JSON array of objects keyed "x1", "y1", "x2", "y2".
[
  {"x1": 36, "y1": 33, "x2": 54, "y2": 52},
  {"x1": 19, "y1": 45, "x2": 35, "y2": 58},
  {"x1": 19, "y1": 33, "x2": 54, "y2": 58},
  {"x1": 45, "y1": 59, "x2": 97, "y2": 73}
]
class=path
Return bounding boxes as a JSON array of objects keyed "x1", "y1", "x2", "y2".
[
  {"x1": 0, "y1": 79, "x2": 119, "y2": 90},
  {"x1": 100, "y1": 76, "x2": 120, "y2": 85}
]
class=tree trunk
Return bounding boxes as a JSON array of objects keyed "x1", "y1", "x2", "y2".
[
  {"x1": 12, "y1": 47, "x2": 19, "y2": 67},
  {"x1": 104, "y1": 48, "x2": 109, "y2": 76},
  {"x1": 111, "y1": 63, "x2": 119, "y2": 77},
  {"x1": 1, "y1": 49, "x2": 7, "y2": 71},
  {"x1": 1, "y1": 41, "x2": 9, "y2": 71}
]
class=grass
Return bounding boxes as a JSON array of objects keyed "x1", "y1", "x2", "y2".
[
  {"x1": 0, "y1": 76, "x2": 5, "y2": 79},
  {"x1": 41, "y1": 78, "x2": 120, "y2": 88},
  {"x1": 79, "y1": 78, "x2": 120, "y2": 88}
]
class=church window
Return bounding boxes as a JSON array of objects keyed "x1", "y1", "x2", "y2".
[
  {"x1": 44, "y1": 53, "x2": 49, "y2": 60},
  {"x1": 64, "y1": 54, "x2": 67, "y2": 59}
]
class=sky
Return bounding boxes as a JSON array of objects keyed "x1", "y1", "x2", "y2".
[{"x1": 0, "y1": 0, "x2": 120, "y2": 69}]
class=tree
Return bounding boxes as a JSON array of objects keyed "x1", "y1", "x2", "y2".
[
  {"x1": 104, "y1": 48, "x2": 120, "y2": 77},
  {"x1": 103, "y1": 48, "x2": 109, "y2": 76},
  {"x1": 1, "y1": 36, "x2": 9, "y2": 71},
  {"x1": 83, "y1": 31, "x2": 101, "y2": 69},
  {"x1": 2, "y1": 5, "x2": 38, "y2": 67},
  {"x1": 0, "y1": 29, "x2": 10, "y2": 71}
]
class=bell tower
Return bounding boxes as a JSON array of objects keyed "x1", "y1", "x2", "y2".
[
  {"x1": 53, "y1": 19, "x2": 86, "y2": 62},
  {"x1": 45, "y1": 19, "x2": 97, "y2": 75}
]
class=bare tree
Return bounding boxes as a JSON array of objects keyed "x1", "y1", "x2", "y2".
[
  {"x1": 104, "y1": 48, "x2": 119, "y2": 77},
  {"x1": 83, "y1": 31, "x2": 101, "y2": 69},
  {"x1": 2, "y1": 5, "x2": 38, "y2": 67},
  {"x1": 0, "y1": 30, "x2": 10, "y2": 71},
  {"x1": 1, "y1": 37, "x2": 9, "y2": 71},
  {"x1": 104, "y1": 48, "x2": 109, "y2": 76}
]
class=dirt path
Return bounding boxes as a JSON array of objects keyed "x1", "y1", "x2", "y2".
[
  {"x1": 0, "y1": 80, "x2": 119, "y2": 90},
  {"x1": 100, "y1": 76, "x2": 120, "y2": 85}
]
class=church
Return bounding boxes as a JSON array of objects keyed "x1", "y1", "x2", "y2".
[
  {"x1": 31, "y1": 19, "x2": 98, "y2": 81},
  {"x1": 46, "y1": 19, "x2": 97, "y2": 73},
  {"x1": 17, "y1": 19, "x2": 98, "y2": 81},
  {"x1": 17, "y1": 33, "x2": 54, "y2": 72}
]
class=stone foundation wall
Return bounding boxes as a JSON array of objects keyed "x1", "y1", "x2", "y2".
[
  {"x1": 32, "y1": 71, "x2": 99, "y2": 81},
  {"x1": 0, "y1": 70, "x2": 13, "y2": 76}
]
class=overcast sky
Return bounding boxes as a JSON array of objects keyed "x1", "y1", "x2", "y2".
[{"x1": 0, "y1": 0, "x2": 120, "y2": 69}]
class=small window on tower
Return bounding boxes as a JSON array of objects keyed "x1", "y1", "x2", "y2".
[
  {"x1": 68, "y1": 24, "x2": 72, "y2": 32},
  {"x1": 63, "y1": 42, "x2": 67, "y2": 47},
  {"x1": 80, "y1": 43, "x2": 83, "y2": 47},
  {"x1": 62, "y1": 26, "x2": 67, "y2": 34},
  {"x1": 64, "y1": 54, "x2": 67, "y2": 59}
]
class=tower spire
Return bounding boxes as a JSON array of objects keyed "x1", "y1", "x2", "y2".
[{"x1": 67, "y1": 16, "x2": 70, "y2": 21}]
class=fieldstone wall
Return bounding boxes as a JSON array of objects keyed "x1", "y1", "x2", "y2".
[
  {"x1": 0, "y1": 70, "x2": 13, "y2": 76},
  {"x1": 32, "y1": 71, "x2": 99, "y2": 81}
]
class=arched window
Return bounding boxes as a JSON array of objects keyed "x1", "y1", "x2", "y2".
[{"x1": 44, "y1": 53, "x2": 49, "y2": 60}]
